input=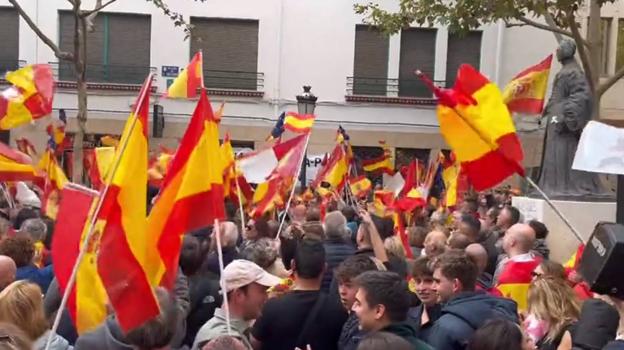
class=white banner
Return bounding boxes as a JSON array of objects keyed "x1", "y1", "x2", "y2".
[
  {"x1": 572, "y1": 121, "x2": 624, "y2": 175},
  {"x1": 304, "y1": 154, "x2": 328, "y2": 185}
]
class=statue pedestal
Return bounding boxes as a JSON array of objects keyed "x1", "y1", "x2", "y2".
[{"x1": 512, "y1": 197, "x2": 616, "y2": 262}]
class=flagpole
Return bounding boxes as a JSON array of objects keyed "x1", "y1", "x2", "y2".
[
  {"x1": 199, "y1": 49, "x2": 205, "y2": 89},
  {"x1": 414, "y1": 70, "x2": 584, "y2": 244},
  {"x1": 235, "y1": 177, "x2": 246, "y2": 235},
  {"x1": 214, "y1": 218, "x2": 232, "y2": 335},
  {"x1": 276, "y1": 133, "x2": 311, "y2": 239},
  {"x1": 45, "y1": 73, "x2": 154, "y2": 350}
]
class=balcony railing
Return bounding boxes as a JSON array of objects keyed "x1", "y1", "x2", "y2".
[
  {"x1": 50, "y1": 62, "x2": 157, "y2": 85},
  {"x1": 346, "y1": 76, "x2": 447, "y2": 103},
  {"x1": 204, "y1": 69, "x2": 264, "y2": 92},
  {"x1": 0, "y1": 59, "x2": 27, "y2": 79}
]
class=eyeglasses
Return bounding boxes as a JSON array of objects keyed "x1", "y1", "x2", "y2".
[
  {"x1": 531, "y1": 271, "x2": 543, "y2": 278},
  {"x1": 0, "y1": 334, "x2": 18, "y2": 350}
]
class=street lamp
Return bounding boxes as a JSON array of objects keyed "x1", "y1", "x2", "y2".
[{"x1": 296, "y1": 86, "x2": 317, "y2": 187}]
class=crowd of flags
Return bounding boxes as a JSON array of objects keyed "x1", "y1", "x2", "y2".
[{"x1": 0, "y1": 50, "x2": 558, "y2": 334}]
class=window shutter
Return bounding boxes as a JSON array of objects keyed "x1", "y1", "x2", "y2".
[
  {"x1": 0, "y1": 7, "x2": 19, "y2": 74},
  {"x1": 353, "y1": 25, "x2": 389, "y2": 96},
  {"x1": 446, "y1": 31, "x2": 482, "y2": 86},
  {"x1": 190, "y1": 18, "x2": 259, "y2": 90},
  {"x1": 399, "y1": 28, "x2": 437, "y2": 98},
  {"x1": 107, "y1": 13, "x2": 151, "y2": 84},
  {"x1": 58, "y1": 11, "x2": 105, "y2": 81}
]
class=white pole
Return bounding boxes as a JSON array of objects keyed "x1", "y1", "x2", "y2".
[
  {"x1": 214, "y1": 219, "x2": 231, "y2": 335},
  {"x1": 45, "y1": 73, "x2": 154, "y2": 350},
  {"x1": 276, "y1": 133, "x2": 311, "y2": 239},
  {"x1": 235, "y1": 176, "x2": 246, "y2": 235}
]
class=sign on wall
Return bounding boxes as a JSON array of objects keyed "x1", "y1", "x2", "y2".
[
  {"x1": 161, "y1": 66, "x2": 180, "y2": 78},
  {"x1": 305, "y1": 154, "x2": 328, "y2": 185}
]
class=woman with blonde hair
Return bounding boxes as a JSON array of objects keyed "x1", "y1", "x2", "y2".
[
  {"x1": 0, "y1": 280, "x2": 71, "y2": 350},
  {"x1": 526, "y1": 276, "x2": 580, "y2": 350}
]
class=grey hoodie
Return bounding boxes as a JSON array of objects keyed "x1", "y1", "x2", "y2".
[{"x1": 34, "y1": 331, "x2": 73, "y2": 350}]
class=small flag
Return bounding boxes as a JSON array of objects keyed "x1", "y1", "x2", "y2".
[
  {"x1": 496, "y1": 258, "x2": 541, "y2": 311},
  {"x1": 266, "y1": 112, "x2": 286, "y2": 141},
  {"x1": 46, "y1": 119, "x2": 66, "y2": 152},
  {"x1": 312, "y1": 144, "x2": 348, "y2": 191},
  {"x1": 349, "y1": 176, "x2": 372, "y2": 198},
  {"x1": 166, "y1": 52, "x2": 203, "y2": 99},
  {"x1": 37, "y1": 149, "x2": 68, "y2": 219},
  {"x1": 502, "y1": 55, "x2": 553, "y2": 115},
  {"x1": 284, "y1": 112, "x2": 315, "y2": 134},
  {"x1": 84, "y1": 147, "x2": 115, "y2": 191},
  {"x1": 0, "y1": 64, "x2": 55, "y2": 129},
  {"x1": 238, "y1": 134, "x2": 307, "y2": 184}
]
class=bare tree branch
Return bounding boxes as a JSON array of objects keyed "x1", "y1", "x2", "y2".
[
  {"x1": 505, "y1": 22, "x2": 527, "y2": 28},
  {"x1": 597, "y1": 66, "x2": 624, "y2": 98},
  {"x1": 81, "y1": 0, "x2": 117, "y2": 17},
  {"x1": 517, "y1": 16, "x2": 580, "y2": 41},
  {"x1": 7, "y1": 0, "x2": 74, "y2": 61}
]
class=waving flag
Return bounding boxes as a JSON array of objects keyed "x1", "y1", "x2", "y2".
[
  {"x1": 15, "y1": 138, "x2": 37, "y2": 158},
  {"x1": 502, "y1": 55, "x2": 552, "y2": 115},
  {"x1": 496, "y1": 258, "x2": 541, "y2": 311},
  {"x1": 251, "y1": 178, "x2": 283, "y2": 218},
  {"x1": 96, "y1": 75, "x2": 160, "y2": 332},
  {"x1": 47, "y1": 119, "x2": 67, "y2": 152},
  {"x1": 37, "y1": 150, "x2": 68, "y2": 219},
  {"x1": 238, "y1": 134, "x2": 307, "y2": 184},
  {"x1": 166, "y1": 52, "x2": 203, "y2": 99},
  {"x1": 84, "y1": 147, "x2": 115, "y2": 191},
  {"x1": 284, "y1": 112, "x2": 315, "y2": 133},
  {"x1": 313, "y1": 144, "x2": 348, "y2": 190},
  {"x1": 0, "y1": 142, "x2": 37, "y2": 181},
  {"x1": 349, "y1": 176, "x2": 372, "y2": 198},
  {"x1": 266, "y1": 112, "x2": 286, "y2": 141},
  {"x1": 0, "y1": 64, "x2": 54, "y2": 129},
  {"x1": 418, "y1": 65, "x2": 524, "y2": 191},
  {"x1": 146, "y1": 89, "x2": 226, "y2": 289}
]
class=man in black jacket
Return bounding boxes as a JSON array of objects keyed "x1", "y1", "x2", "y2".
[
  {"x1": 428, "y1": 251, "x2": 518, "y2": 350},
  {"x1": 322, "y1": 212, "x2": 355, "y2": 292}
]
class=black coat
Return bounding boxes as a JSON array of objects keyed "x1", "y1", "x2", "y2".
[
  {"x1": 572, "y1": 299, "x2": 619, "y2": 350},
  {"x1": 427, "y1": 291, "x2": 518, "y2": 350},
  {"x1": 322, "y1": 238, "x2": 355, "y2": 292}
]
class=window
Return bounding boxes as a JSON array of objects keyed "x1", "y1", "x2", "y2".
[
  {"x1": 58, "y1": 11, "x2": 151, "y2": 84},
  {"x1": 446, "y1": 31, "x2": 482, "y2": 86},
  {"x1": 399, "y1": 28, "x2": 437, "y2": 98},
  {"x1": 0, "y1": 7, "x2": 19, "y2": 75},
  {"x1": 394, "y1": 148, "x2": 430, "y2": 170},
  {"x1": 352, "y1": 25, "x2": 389, "y2": 96},
  {"x1": 352, "y1": 146, "x2": 386, "y2": 185},
  {"x1": 191, "y1": 18, "x2": 259, "y2": 90}
]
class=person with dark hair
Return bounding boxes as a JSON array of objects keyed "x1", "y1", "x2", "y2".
[
  {"x1": 12, "y1": 208, "x2": 39, "y2": 231},
  {"x1": 465, "y1": 244, "x2": 501, "y2": 296},
  {"x1": 407, "y1": 257, "x2": 442, "y2": 343},
  {"x1": 251, "y1": 239, "x2": 347, "y2": 350},
  {"x1": 482, "y1": 207, "x2": 499, "y2": 231},
  {"x1": 529, "y1": 220, "x2": 550, "y2": 259},
  {"x1": 468, "y1": 319, "x2": 534, "y2": 350},
  {"x1": 192, "y1": 260, "x2": 280, "y2": 350},
  {"x1": 497, "y1": 205, "x2": 521, "y2": 232},
  {"x1": 356, "y1": 331, "x2": 413, "y2": 350},
  {"x1": 244, "y1": 218, "x2": 271, "y2": 242},
  {"x1": 0, "y1": 236, "x2": 53, "y2": 293},
  {"x1": 428, "y1": 251, "x2": 518, "y2": 350},
  {"x1": 458, "y1": 214, "x2": 481, "y2": 241},
  {"x1": 352, "y1": 271, "x2": 431, "y2": 349},
  {"x1": 341, "y1": 206, "x2": 359, "y2": 244},
  {"x1": 407, "y1": 226, "x2": 428, "y2": 258},
  {"x1": 75, "y1": 287, "x2": 179, "y2": 350},
  {"x1": 532, "y1": 260, "x2": 566, "y2": 281},
  {"x1": 322, "y1": 212, "x2": 355, "y2": 293},
  {"x1": 335, "y1": 255, "x2": 385, "y2": 350},
  {"x1": 448, "y1": 233, "x2": 472, "y2": 250}
]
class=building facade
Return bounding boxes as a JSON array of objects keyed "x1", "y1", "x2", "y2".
[{"x1": 4, "y1": 0, "x2": 617, "y2": 172}]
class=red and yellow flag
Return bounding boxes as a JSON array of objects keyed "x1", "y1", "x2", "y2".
[
  {"x1": 502, "y1": 55, "x2": 553, "y2": 115},
  {"x1": 496, "y1": 258, "x2": 541, "y2": 311},
  {"x1": 84, "y1": 147, "x2": 115, "y2": 191},
  {"x1": 146, "y1": 88, "x2": 226, "y2": 289},
  {"x1": 251, "y1": 178, "x2": 283, "y2": 219},
  {"x1": 420, "y1": 65, "x2": 524, "y2": 191},
  {"x1": 37, "y1": 149, "x2": 68, "y2": 219},
  {"x1": 96, "y1": 75, "x2": 160, "y2": 332},
  {"x1": 284, "y1": 112, "x2": 315, "y2": 133},
  {"x1": 362, "y1": 154, "x2": 393, "y2": 174},
  {"x1": 349, "y1": 176, "x2": 372, "y2": 198},
  {"x1": 0, "y1": 64, "x2": 55, "y2": 129},
  {"x1": 313, "y1": 144, "x2": 348, "y2": 191},
  {"x1": 0, "y1": 142, "x2": 37, "y2": 181},
  {"x1": 15, "y1": 138, "x2": 37, "y2": 158},
  {"x1": 166, "y1": 52, "x2": 203, "y2": 99}
]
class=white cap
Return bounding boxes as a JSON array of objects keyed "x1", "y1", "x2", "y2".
[
  {"x1": 15, "y1": 182, "x2": 41, "y2": 208},
  {"x1": 223, "y1": 259, "x2": 281, "y2": 292}
]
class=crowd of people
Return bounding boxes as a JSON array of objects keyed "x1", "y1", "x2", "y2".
[{"x1": 0, "y1": 186, "x2": 621, "y2": 350}]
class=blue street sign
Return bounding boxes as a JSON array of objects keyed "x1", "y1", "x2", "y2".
[{"x1": 161, "y1": 66, "x2": 179, "y2": 78}]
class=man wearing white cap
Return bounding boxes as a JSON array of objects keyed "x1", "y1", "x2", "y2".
[{"x1": 192, "y1": 259, "x2": 280, "y2": 350}]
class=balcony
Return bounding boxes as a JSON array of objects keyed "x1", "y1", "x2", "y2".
[
  {"x1": 346, "y1": 76, "x2": 447, "y2": 106},
  {"x1": 204, "y1": 69, "x2": 264, "y2": 97},
  {"x1": 50, "y1": 62, "x2": 157, "y2": 92}
]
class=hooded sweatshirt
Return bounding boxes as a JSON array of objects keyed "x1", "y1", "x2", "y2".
[
  {"x1": 427, "y1": 291, "x2": 518, "y2": 350},
  {"x1": 381, "y1": 322, "x2": 433, "y2": 350}
]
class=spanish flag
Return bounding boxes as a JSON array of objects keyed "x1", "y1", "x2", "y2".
[
  {"x1": 284, "y1": 112, "x2": 315, "y2": 133},
  {"x1": 166, "y1": 52, "x2": 203, "y2": 99},
  {"x1": 496, "y1": 258, "x2": 541, "y2": 311},
  {"x1": 362, "y1": 154, "x2": 393, "y2": 174},
  {"x1": 419, "y1": 65, "x2": 524, "y2": 191},
  {"x1": 37, "y1": 149, "x2": 68, "y2": 220},
  {"x1": 84, "y1": 147, "x2": 115, "y2": 191},
  {"x1": 0, "y1": 142, "x2": 37, "y2": 181},
  {"x1": 313, "y1": 144, "x2": 348, "y2": 191},
  {"x1": 441, "y1": 152, "x2": 461, "y2": 207},
  {"x1": 52, "y1": 185, "x2": 108, "y2": 334},
  {"x1": 0, "y1": 64, "x2": 55, "y2": 129},
  {"x1": 96, "y1": 75, "x2": 160, "y2": 332},
  {"x1": 349, "y1": 176, "x2": 372, "y2": 198},
  {"x1": 251, "y1": 178, "x2": 283, "y2": 219},
  {"x1": 146, "y1": 88, "x2": 226, "y2": 289},
  {"x1": 502, "y1": 55, "x2": 553, "y2": 115}
]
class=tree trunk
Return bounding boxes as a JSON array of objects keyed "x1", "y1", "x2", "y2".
[
  {"x1": 588, "y1": 0, "x2": 603, "y2": 119},
  {"x1": 72, "y1": 13, "x2": 88, "y2": 183}
]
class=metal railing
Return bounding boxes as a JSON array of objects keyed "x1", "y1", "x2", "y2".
[
  {"x1": 50, "y1": 62, "x2": 157, "y2": 85},
  {"x1": 0, "y1": 59, "x2": 27, "y2": 77},
  {"x1": 204, "y1": 69, "x2": 264, "y2": 91},
  {"x1": 346, "y1": 76, "x2": 447, "y2": 98}
]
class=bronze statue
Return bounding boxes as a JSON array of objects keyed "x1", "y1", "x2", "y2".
[{"x1": 534, "y1": 39, "x2": 612, "y2": 200}]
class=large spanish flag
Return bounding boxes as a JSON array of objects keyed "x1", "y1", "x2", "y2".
[
  {"x1": 146, "y1": 88, "x2": 226, "y2": 289},
  {"x1": 166, "y1": 52, "x2": 203, "y2": 99},
  {"x1": 362, "y1": 154, "x2": 393, "y2": 174},
  {"x1": 0, "y1": 142, "x2": 37, "y2": 181},
  {"x1": 52, "y1": 185, "x2": 108, "y2": 334},
  {"x1": 96, "y1": 75, "x2": 160, "y2": 332},
  {"x1": 502, "y1": 55, "x2": 553, "y2": 115},
  {"x1": 420, "y1": 65, "x2": 524, "y2": 191},
  {"x1": 496, "y1": 258, "x2": 541, "y2": 311},
  {"x1": 0, "y1": 64, "x2": 55, "y2": 129},
  {"x1": 37, "y1": 149, "x2": 68, "y2": 219},
  {"x1": 313, "y1": 144, "x2": 348, "y2": 190},
  {"x1": 284, "y1": 112, "x2": 315, "y2": 133}
]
